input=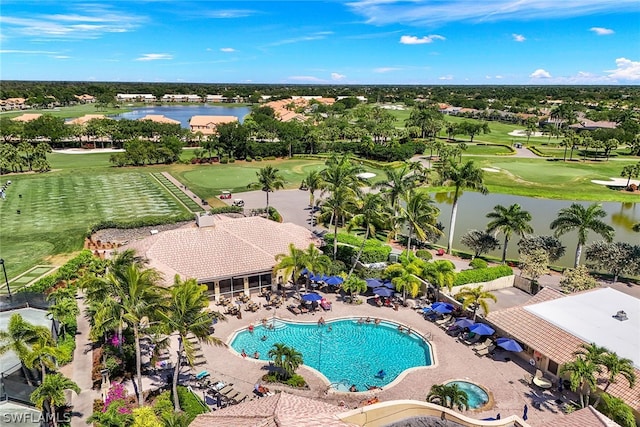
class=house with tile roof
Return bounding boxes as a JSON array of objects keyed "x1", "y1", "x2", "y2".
[
  {"x1": 122, "y1": 215, "x2": 320, "y2": 300},
  {"x1": 539, "y1": 405, "x2": 621, "y2": 427},
  {"x1": 189, "y1": 115, "x2": 238, "y2": 135},
  {"x1": 137, "y1": 114, "x2": 181, "y2": 125},
  {"x1": 65, "y1": 114, "x2": 109, "y2": 125},
  {"x1": 487, "y1": 287, "x2": 640, "y2": 412},
  {"x1": 10, "y1": 113, "x2": 42, "y2": 122}
]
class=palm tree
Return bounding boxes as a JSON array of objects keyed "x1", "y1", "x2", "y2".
[
  {"x1": 47, "y1": 297, "x2": 79, "y2": 338},
  {"x1": 486, "y1": 204, "x2": 533, "y2": 263},
  {"x1": 0, "y1": 314, "x2": 51, "y2": 385},
  {"x1": 320, "y1": 186, "x2": 358, "y2": 260},
  {"x1": 24, "y1": 336, "x2": 65, "y2": 382},
  {"x1": 438, "y1": 160, "x2": 488, "y2": 254},
  {"x1": 454, "y1": 285, "x2": 497, "y2": 321},
  {"x1": 273, "y1": 243, "x2": 313, "y2": 298},
  {"x1": 620, "y1": 163, "x2": 639, "y2": 189},
  {"x1": 268, "y1": 343, "x2": 303, "y2": 381},
  {"x1": 560, "y1": 356, "x2": 601, "y2": 408},
  {"x1": 346, "y1": 193, "x2": 391, "y2": 278},
  {"x1": 248, "y1": 165, "x2": 285, "y2": 213},
  {"x1": 599, "y1": 352, "x2": 637, "y2": 395},
  {"x1": 399, "y1": 190, "x2": 442, "y2": 251},
  {"x1": 30, "y1": 373, "x2": 80, "y2": 427},
  {"x1": 550, "y1": 203, "x2": 615, "y2": 267},
  {"x1": 422, "y1": 260, "x2": 456, "y2": 301},
  {"x1": 301, "y1": 244, "x2": 332, "y2": 291},
  {"x1": 157, "y1": 276, "x2": 225, "y2": 411},
  {"x1": 427, "y1": 383, "x2": 469, "y2": 411},
  {"x1": 373, "y1": 165, "x2": 413, "y2": 219},
  {"x1": 302, "y1": 169, "x2": 324, "y2": 208},
  {"x1": 341, "y1": 276, "x2": 368, "y2": 302},
  {"x1": 384, "y1": 251, "x2": 425, "y2": 301}
]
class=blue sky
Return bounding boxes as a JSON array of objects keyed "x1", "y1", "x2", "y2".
[{"x1": 1, "y1": 0, "x2": 639, "y2": 85}]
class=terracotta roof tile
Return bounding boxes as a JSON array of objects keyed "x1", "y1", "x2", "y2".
[{"x1": 539, "y1": 406, "x2": 620, "y2": 427}]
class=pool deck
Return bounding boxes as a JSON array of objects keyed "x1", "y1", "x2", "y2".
[{"x1": 175, "y1": 290, "x2": 573, "y2": 426}]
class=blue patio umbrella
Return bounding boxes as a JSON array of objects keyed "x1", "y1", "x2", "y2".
[
  {"x1": 432, "y1": 302, "x2": 455, "y2": 311},
  {"x1": 310, "y1": 273, "x2": 327, "y2": 282},
  {"x1": 469, "y1": 323, "x2": 495, "y2": 336},
  {"x1": 432, "y1": 304, "x2": 453, "y2": 314},
  {"x1": 381, "y1": 281, "x2": 395, "y2": 289},
  {"x1": 454, "y1": 318, "x2": 475, "y2": 329},
  {"x1": 496, "y1": 337, "x2": 524, "y2": 352},
  {"x1": 324, "y1": 276, "x2": 344, "y2": 286},
  {"x1": 300, "y1": 268, "x2": 310, "y2": 276},
  {"x1": 365, "y1": 278, "x2": 383, "y2": 288},
  {"x1": 373, "y1": 287, "x2": 394, "y2": 297},
  {"x1": 301, "y1": 293, "x2": 323, "y2": 302}
]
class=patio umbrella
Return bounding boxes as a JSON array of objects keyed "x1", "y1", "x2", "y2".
[
  {"x1": 300, "y1": 268, "x2": 310, "y2": 276},
  {"x1": 496, "y1": 337, "x2": 524, "y2": 352},
  {"x1": 310, "y1": 273, "x2": 327, "y2": 282},
  {"x1": 469, "y1": 323, "x2": 495, "y2": 336},
  {"x1": 454, "y1": 318, "x2": 475, "y2": 329},
  {"x1": 301, "y1": 293, "x2": 323, "y2": 302},
  {"x1": 324, "y1": 276, "x2": 343, "y2": 286},
  {"x1": 365, "y1": 278, "x2": 383, "y2": 288},
  {"x1": 432, "y1": 302, "x2": 455, "y2": 311},
  {"x1": 381, "y1": 281, "x2": 395, "y2": 289},
  {"x1": 432, "y1": 304, "x2": 453, "y2": 314},
  {"x1": 373, "y1": 287, "x2": 394, "y2": 297}
]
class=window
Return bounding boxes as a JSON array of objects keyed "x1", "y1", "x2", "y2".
[{"x1": 547, "y1": 360, "x2": 559, "y2": 376}]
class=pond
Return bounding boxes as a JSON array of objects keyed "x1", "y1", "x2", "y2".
[
  {"x1": 109, "y1": 105, "x2": 252, "y2": 128},
  {"x1": 431, "y1": 192, "x2": 639, "y2": 267}
]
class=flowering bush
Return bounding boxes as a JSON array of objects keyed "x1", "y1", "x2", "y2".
[{"x1": 103, "y1": 383, "x2": 131, "y2": 414}]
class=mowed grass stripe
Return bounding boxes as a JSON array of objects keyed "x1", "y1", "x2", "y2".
[{"x1": 150, "y1": 172, "x2": 205, "y2": 213}]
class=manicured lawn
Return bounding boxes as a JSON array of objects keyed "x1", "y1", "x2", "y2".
[
  {"x1": 0, "y1": 104, "x2": 129, "y2": 119},
  {"x1": 0, "y1": 171, "x2": 189, "y2": 279},
  {"x1": 461, "y1": 144, "x2": 514, "y2": 156}
]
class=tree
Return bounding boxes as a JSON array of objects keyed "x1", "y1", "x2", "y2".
[
  {"x1": 550, "y1": 203, "x2": 615, "y2": 267},
  {"x1": 486, "y1": 204, "x2": 533, "y2": 264},
  {"x1": 273, "y1": 243, "x2": 307, "y2": 298},
  {"x1": 437, "y1": 160, "x2": 488, "y2": 254},
  {"x1": 302, "y1": 169, "x2": 324, "y2": 208},
  {"x1": 517, "y1": 235, "x2": 566, "y2": 263},
  {"x1": 559, "y1": 265, "x2": 599, "y2": 293},
  {"x1": 0, "y1": 314, "x2": 51, "y2": 385},
  {"x1": 341, "y1": 276, "x2": 367, "y2": 302},
  {"x1": 597, "y1": 394, "x2": 636, "y2": 427},
  {"x1": 385, "y1": 254, "x2": 424, "y2": 301},
  {"x1": 399, "y1": 190, "x2": 442, "y2": 251},
  {"x1": 47, "y1": 297, "x2": 79, "y2": 338},
  {"x1": 560, "y1": 356, "x2": 601, "y2": 408},
  {"x1": 422, "y1": 260, "x2": 456, "y2": 301},
  {"x1": 518, "y1": 249, "x2": 549, "y2": 282},
  {"x1": 157, "y1": 276, "x2": 225, "y2": 411},
  {"x1": 585, "y1": 241, "x2": 637, "y2": 284},
  {"x1": 454, "y1": 285, "x2": 497, "y2": 321},
  {"x1": 24, "y1": 336, "x2": 65, "y2": 382},
  {"x1": 248, "y1": 165, "x2": 285, "y2": 213},
  {"x1": 30, "y1": 373, "x2": 80, "y2": 427},
  {"x1": 374, "y1": 165, "x2": 414, "y2": 219},
  {"x1": 426, "y1": 383, "x2": 468, "y2": 411},
  {"x1": 301, "y1": 244, "x2": 332, "y2": 291},
  {"x1": 346, "y1": 193, "x2": 391, "y2": 278},
  {"x1": 267, "y1": 343, "x2": 303, "y2": 381},
  {"x1": 460, "y1": 230, "x2": 500, "y2": 259},
  {"x1": 620, "y1": 162, "x2": 640, "y2": 189}
]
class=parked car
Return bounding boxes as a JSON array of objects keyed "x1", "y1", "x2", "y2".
[
  {"x1": 220, "y1": 191, "x2": 232, "y2": 199},
  {"x1": 232, "y1": 199, "x2": 245, "y2": 207}
]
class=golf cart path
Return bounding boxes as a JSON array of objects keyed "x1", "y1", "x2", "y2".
[{"x1": 161, "y1": 172, "x2": 211, "y2": 212}]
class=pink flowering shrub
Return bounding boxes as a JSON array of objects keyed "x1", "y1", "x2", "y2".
[{"x1": 103, "y1": 383, "x2": 131, "y2": 413}]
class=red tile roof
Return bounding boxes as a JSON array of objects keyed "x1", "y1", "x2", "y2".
[{"x1": 539, "y1": 406, "x2": 620, "y2": 427}]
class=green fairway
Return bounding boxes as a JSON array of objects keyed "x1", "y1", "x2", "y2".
[
  {"x1": 0, "y1": 104, "x2": 129, "y2": 119},
  {"x1": 0, "y1": 171, "x2": 189, "y2": 279}
]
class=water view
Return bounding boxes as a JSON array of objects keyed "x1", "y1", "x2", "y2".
[
  {"x1": 432, "y1": 192, "x2": 639, "y2": 267},
  {"x1": 110, "y1": 105, "x2": 252, "y2": 128}
]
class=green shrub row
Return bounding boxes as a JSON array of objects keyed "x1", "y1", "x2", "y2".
[
  {"x1": 86, "y1": 213, "x2": 194, "y2": 237},
  {"x1": 177, "y1": 386, "x2": 209, "y2": 421},
  {"x1": 57, "y1": 334, "x2": 76, "y2": 365},
  {"x1": 208, "y1": 206, "x2": 243, "y2": 214},
  {"x1": 324, "y1": 234, "x2": 391, "y2": 264},
  {"x1": 293, "y1": 153, "x2": 404, "y2": 169},
  {"x1": 454, "y1": 265, "x2": 513, "y2": 286},
  {"x1": 469, "y1": 258, "x2": 488, "y2": 269},
  {"x1": 415, "y1": 249, "x2": 433, "y2": 261},
  {"x1": 527, "y1": 146, "x2": 554, "y2": 158},
  {"x1": 25, "y1": 250, "x2": 96, "y2": 293}
]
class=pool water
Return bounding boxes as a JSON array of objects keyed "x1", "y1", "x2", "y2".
[
  {"x1": 446, "y1": 381, "x2": 489, "y2": 409},
  {"x1": 230, "y1": 318, "x2": 433, "y2": 391}
]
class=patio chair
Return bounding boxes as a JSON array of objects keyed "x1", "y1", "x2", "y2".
[
  {"x1": 435, "y1": 314, "x2": 452, "y2": 326},
  {"x1": 472, "y1": 338, "x2": 493, "y2": 351},
  {"x1": 230, "y1": 394, "x2": 248, "y2": 405},
  {"x1": 462, "y1": 334, "x2": 481, "y2": 346},
  {"x1": 476, "y1": 344, "x2": 496, "y2": 357},
  {"x1": 300, "y1": 305, "x2": 310, "y2": 314},
  {"x1": 287, "y1": 305, "x2": 302, "y2": 315}
]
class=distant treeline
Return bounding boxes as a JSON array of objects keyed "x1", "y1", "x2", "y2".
[{"x1": 2, "y1": 81, "x2": 640, "y2": 112}]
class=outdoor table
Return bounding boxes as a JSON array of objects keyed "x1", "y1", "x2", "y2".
[{"x1": 533, "y1": 376, "x2": 553, "y2": 389}]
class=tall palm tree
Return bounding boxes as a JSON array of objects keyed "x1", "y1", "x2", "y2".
[
  {"x1": 437, "y1": 160, "x2": 488, "y2": 254},
  {"x1": 346, "y1": 193, "x2": 391, "y2": 278},
  {"x1": 301, "y1": 244, "x2": 332, "y2": 291},
  {"x1": 384, "y1": 251, "x2": 426, "y2": 301},
  {"x1": 30, "y1": 373, "x2": 80, "y2": 427},
  {"x1": 157, "y1": 276, "x2": 226, "y2": 411},
  {"x1": 550, "y1": 203, "x2": 615, "y2": 267},
  {"x1": 599, "y1": 352, "x2": 637, "y2": 395},
  {"x1": 248, "y1": 165, "x2": 285, "y2": 213},
  {"x1": 560, "y1": 356, "x2": 601, "y2": 408},
  {"x1": 422, "y1": 260, "x2": 456, "y2": 301},
  {"x1": 373, "y1": 165, "x2": 413, "y2": 218},
  {"x1": 454, "y1": 285, "x2": 497, "y2": 321},
  {"x1": 0, "y1": 314, "x2": 51, "y2": 385},
  {"x1": 320, "y1": 186, "x2": 358, "y2": 260},
  {"x1": 302, "y1": 169, "x2": 324, "y2": 208},
  {"x1": 47, "y1": 297, "x2": 79, "y2": 338},
  {"x1": 427, "y1": 383, "x2": 469, "y2": 411},
  {"x1": 341, "y1": 276, "x2": 368, "y2": 302},
  {"x1": 274, "y1": 243, "x2": 308, "y2": 298},
  {"x1": 486, "y1": 203, "x2": 533, "y2": 263},
  {"x1": 268, "y1": 343, "x2": 303, "y2": 381},
  {"x1": 24, "y1": 336, "x2": 65, "y2": 382},
  {"x1": 399, "y1": 190, "x2": 442, "y2": 251}
]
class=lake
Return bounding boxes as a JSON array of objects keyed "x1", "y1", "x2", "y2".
[
  {"x1": 431, "y1": 192, "x2": 639, "y2": 267},
  {"x1": 110, "y1": 105, "x2": 252, "y2": 128}
]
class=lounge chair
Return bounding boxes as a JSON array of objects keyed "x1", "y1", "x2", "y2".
[
  {"x1": 472, "y1": 338, "x2": 493, "y2": 351},
  {"x1": 230, "y1": 394, "x2": 248, "y2": 405},
  {"x1": 299, "y1": 305, "x2": 309, "y2": 314},
  {"x1": 320, "y1": 299, "x2": 332, "y2": 311},
  {"x1": 287, "y1": 305, "x2": 301, "y2": 315},
  {"x1": 476, "y1": 344, "x2": 496, "y2": 357},
  {"x1": 435, "y1": 315, "x2": 452, "y2": 326},
  {"x1": 462, "y1": 334, "x2": 481, "y2": 346}
]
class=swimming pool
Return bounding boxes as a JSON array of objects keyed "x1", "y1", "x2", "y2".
[
  {"x1": 445, "y1": 381, "x2": 489, "y2": 409},
  {"x1": 230, "y1": 318, "x2": 433, "y2": 391}
]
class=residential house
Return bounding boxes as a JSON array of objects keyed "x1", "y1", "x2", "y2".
[{"x1": 189, "y1": 115, "x2": 238, "y2": 135}]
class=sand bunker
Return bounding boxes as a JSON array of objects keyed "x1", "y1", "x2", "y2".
[
  {"x1": 357, "y1": 172, "x2": 377, "y2": 179},
  {"x1": 591, "y1": 177, "x2": 640, "y2": 187},
  {"x1": 482, "y1": 167, "x2": 500, "y2": 173},
  {"x1": 508, "y1": 130, "x2": 544, "y2": 137}
]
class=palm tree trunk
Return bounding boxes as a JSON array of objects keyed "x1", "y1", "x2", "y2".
[
  {"x1": 574, "y1": 243, "x2": 583, "y2": 268},
  {"x1": 41, "y1": 361, "x2": 46, "y2": 383},
  {"x1": 447, "y1": 196, "x2": 460, "y2": 254},
  {"x1": 50, "y1": 402, "x2": 58, "y2": 427},
  {"x1": 172, "y1": 338, "x2": 183, "y2": 411},
  {"x1": 133, "y1": 324, "x2": 144, "y2": 406},
  {"x1": 21, "y1": 363, "x2": 33, "y2": 386},
  {"x1": 501, "y1": 236, "x2": 509, "y2": 264},
  {"x1": 265, "y1": 191, "x2": 270, "y2": 214},
  {"x1": 333, "y1": 211, "x2": 339, "y2": 261},
  {"x1": 348, "y1": 228, "x2": 369, "y2": 279},
  {"x1": 563, "y1": 146, "x2": 567, "y2": 162}
]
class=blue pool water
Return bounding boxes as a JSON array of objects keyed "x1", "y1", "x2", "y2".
[
  {"x1": 446, "y1": 381, "x2": 489, "y2": 409},
  {"x1": 230, "y1": 318, "x2": 433, "y2": 391}
]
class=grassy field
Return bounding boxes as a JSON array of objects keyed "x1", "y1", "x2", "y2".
[
  {"x1": 0, "y1": 104, "x2": 129, "y2": 119},
  {"x1": 0, "y1": 170, "x2": 189, "y2": 279}
]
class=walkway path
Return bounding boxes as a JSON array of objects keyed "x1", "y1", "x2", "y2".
[{"x1": 160, "y1": 172, "x2": 211, "y2": 212}]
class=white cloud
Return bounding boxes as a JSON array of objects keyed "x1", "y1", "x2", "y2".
[
  {"x1": 374, "y1": 67, "x2": 401, "y2": 73},
  {"x1": 590, "y1": 27, "x2": 614, "y2": 35},
  {"x1": 400, "y1": 34, "x2": 445, "y2": 44},
  {"x1": 439, "y1": 75, "x2": 453, "y2": 80},
  {"x1": 268, "y1": 32, "x2": 333, "y2": 47},
  {"x1": 220, "y1": 47, "x2": 235, "y2": 52},
  {"x1": 53, "y1": 55, "x2": 70, "y2": 59},
  {"x1": 347, "y1": 0, "x2": 637, "y2": 25},
  {"x1": 288, "y1": 75, "x2": 325, "y2": 83},
  {"x1": 485, "y1": 75, "x2": 492, "y2": 79},
  {"x1": 606, "y1": 57, "x2": 640, "y2": 81},
  {"x1": 331, "y1": 72, "x2": 346, "y2": 81},
  {"x1": 529, "y1": 68, "x2": 552, "y2": 78},
  {"x1": 495, "y1": 75, "x2": 503, "y2": 79},
  {"x1": 203, "y1": 10, "x2": 256, "y2": 19},
  {"x1": 136, "y1": 53, "x2": 173, "y2": 61},
  {"x1": 512, "y1": 33, "x2": 526, "y2": 42}
]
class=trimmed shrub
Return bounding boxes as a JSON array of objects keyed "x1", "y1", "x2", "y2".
[
  {"x1": 263, "y1": 156, "x2": 277, "y2": 160},
  {"x1": 255, "y1": 156, "x2": 263, "y2": 161},
  {"x1": 229, "y1": 158, "x2": 236, "y2": 163},
  {"x1": 86, "y1": 214, "x2": 194, "y2": 237},
  {"x1": 209, "y1": 206, "x2": 243, "y2": 214},
  {"x1": 469, "y1": 258, "x2": 488, "y2": 269},
  {"x1": 26, "y1": 250, "x2": 95, "y2": 293},
  {"x1": 286, "y1": 374, "x2": 307, "y2": 388},
  {"x1": 220, "y1": 157, "x2": 229, "y2": 164},
  {"x1": 177, "y1": 386, "x2": 208, "y2": 421},
  {"x1": 454, "y1": 265, "x2": 513, "y2": 286},
  {"x1": 245, "y1": 157, "x2": 253, "y2": 162},
  {"x1": 56, "y1": 334, "x2": 76, "y2": 365},
  {"x1": 323, "y1": 234, "x2": 391, "y2": 264},
  {"x1": 153, "y1": 391, "x2": 173, "y2": 417},
  {"x1": 415, "y1": 249, "x2": 433, "y2": 261}
]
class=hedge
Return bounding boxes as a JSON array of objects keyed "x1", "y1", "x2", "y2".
[
  {"x1": 209, "y1": 206, "x2": 243, "y2": 214},
  {"x1": 323, "y1": 233, "x2": 391, "y2": 264},
  {"x1": 25, "y1": 249, "x2": 96, "y2": 293},
  {"x1": 86, "y1": 213, "x2": 194, "y2": 236},
  {"x1": 527, "y1": 146, "x2": 554, "y2": 158},
  {"x1": 469, "y1": 258, "x2": 488, "y2": 269},
  {"x1": 57, "y1": 334, "x2": 76, "y2": 365},
  {"x1": 415, "y1": 249, "x2": 433, "y2": 261},
  {"x1": 454, "y1": 265, "x2": 513, "y2": 286},
  {"x1": 177, "y1": 386, "x2": 208, "y2": 421}
]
